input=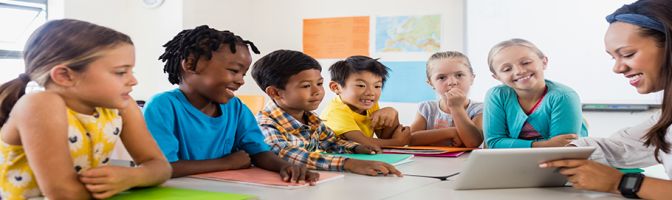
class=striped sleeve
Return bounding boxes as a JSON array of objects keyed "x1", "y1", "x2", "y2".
[{"x1": 260, "y1": 124, "x2": 348, "y2": 171}]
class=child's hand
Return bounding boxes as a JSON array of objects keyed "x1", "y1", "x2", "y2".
[
  {"x1": 343, "y1": 159, "x2": 402, "y2": 177},
  {"x1": 79, "y1": 166, "x2": 138, "y2": 199},
  {"x1": 391, "y1": 126, "x2": 411, "y2": 145},
  {"x1": 533, "y1": 134, "x2": 578, "y2": 147},
  {"x1": 443, "y1": 88, "x2": 467, "y2": 110},
  {"x1": 222, "y1": 151, "x2": 252, "y2": 170},
  {"x1": 279, "y1": 164, "x2": 320, "y2": 185},
  {"x1": 449, "y1": 133, "x2": 464, "y2": 147},
  {"x1": 370, "y1": 107, "x2": 398, "y2": 129},
  {"x1": 354, "y1": 144, "x2": 382, "y2": 154}
]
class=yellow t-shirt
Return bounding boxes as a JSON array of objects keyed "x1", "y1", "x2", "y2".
[
  {"x1": 319, "y1": 97, "x2": 380, "y2": 137},
  {"x1": 0, "y1": 107, "x2": 122, "y2": 200}
]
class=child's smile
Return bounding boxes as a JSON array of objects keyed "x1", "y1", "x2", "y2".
[{"x1": 334, "y1": 71, "x2": 383, "y2": 114}]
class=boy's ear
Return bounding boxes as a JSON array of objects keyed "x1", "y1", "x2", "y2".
[
  {"x1": 265, "y1": 86, "x2": 281, "y2": 101},
  {"x1": 329, "y1": 81, "x2": 341, "y2": 94},
  {"x1": 426, "y1": 79, "x2": 434, "y2": 89},
  {"x1": 181, "y1": 56, "x2": 198, "y2": 74},
  {"x1": 49, "y1": 65, "x2": 77, "y2": 87}
]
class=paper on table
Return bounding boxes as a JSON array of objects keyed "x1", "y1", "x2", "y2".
[
  {"x1": 383, "y1": 149, "x2": 465, "y2": 157},
  {"x1": 190, "y1": 167, "x2": 343, "y2": 189},
  {"x1": 325, "y1": 153, "x2": 414, "y2": 166},
  {"x1": 383, "y1": 146, "x2": 475, "y2": 153}
]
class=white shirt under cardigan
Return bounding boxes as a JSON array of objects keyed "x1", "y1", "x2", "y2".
[{"x1": 571, "y1": 111, "x2": 672, "y2": 179}]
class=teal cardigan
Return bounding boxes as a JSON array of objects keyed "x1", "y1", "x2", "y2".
[{"x1": 483, "y1": 80, "x2": 588, "y2": 148}]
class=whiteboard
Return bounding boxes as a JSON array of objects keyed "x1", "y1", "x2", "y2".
[{"x1": 465, "y1": 0, "x2": 661, "y2": 105}]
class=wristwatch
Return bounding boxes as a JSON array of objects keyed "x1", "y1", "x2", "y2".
[{"x1": 618, "y1": 173, "x2": 645, "y2": 199}]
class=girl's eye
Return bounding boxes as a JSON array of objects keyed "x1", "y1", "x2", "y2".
[{"x1": 115, "y1": 70, "x2": 128, "y2": 75}]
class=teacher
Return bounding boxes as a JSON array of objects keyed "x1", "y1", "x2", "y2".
[{"x1": 540, "y1": 0, "x2": 672, "y2": 199}]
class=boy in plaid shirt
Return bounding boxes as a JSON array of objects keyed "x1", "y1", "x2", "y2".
[{"x1": 251, "y1": 50, "x2": 401, "y2": 176}]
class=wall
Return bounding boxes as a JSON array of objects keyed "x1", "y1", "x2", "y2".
[
  {"x1": 63, "y1": 0, "x2": 182, "y2": 101},
  {"x1": 59, "y1": 0, "x2": 655, "y2": 139}
]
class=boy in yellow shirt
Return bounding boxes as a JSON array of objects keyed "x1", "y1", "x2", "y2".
[
  {"x1": 320, "y1": 56, "x2": 411, "y2": 149},
  {"x1": 252, "y1": 50, "x2": 401, "y2": 176}
]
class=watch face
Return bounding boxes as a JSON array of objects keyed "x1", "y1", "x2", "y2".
[{"x1": 625, "y1": 177, "x2": 637, "y2": 188}]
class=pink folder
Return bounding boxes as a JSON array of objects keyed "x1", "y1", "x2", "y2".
[
  {"x1": 382, "y1": 146, "x2": 475, "y2": 157},
  {"x1": 190, "y1": 167, "x2": 343, "y2": 189},
  {"x1": 382, "y1": 149, "x2": 465, "y2": 157}
]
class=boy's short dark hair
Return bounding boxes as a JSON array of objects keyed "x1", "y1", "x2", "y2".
[
  {"x1": 251, "y1": 49, "x2": 321, "y2": 90},
  {"x1": 329, "y1": 55, "x2": 390, "y2": 86}
]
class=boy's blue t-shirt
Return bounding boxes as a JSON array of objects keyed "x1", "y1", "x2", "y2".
[{"x1": 143, "y1": 89, "x2": 270, "y2": 162}]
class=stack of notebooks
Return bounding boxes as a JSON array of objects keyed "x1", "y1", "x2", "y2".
[{"x1": 382, "y1": 146, "x2": 475, "y2": 157}]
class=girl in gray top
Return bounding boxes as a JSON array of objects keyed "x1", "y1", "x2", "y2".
[{"x1": 409, "y1": 51, "x2": 484, "y2": 148}]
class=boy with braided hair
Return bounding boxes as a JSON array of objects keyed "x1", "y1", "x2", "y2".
[{"x1": 144, "y1": 25, "x2": 318, "y2": 184}]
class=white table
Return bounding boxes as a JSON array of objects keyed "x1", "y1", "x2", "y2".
[
  {"x1": 386, "y1": 179, "x2": 626, "y2": 200},
  {"x1": 164, "y1": 172, "x2": 440, "y2": 200},
  {"x1": 396, "y1": 155, "x2": 467, "y2": 179},
  {"x1": 161, "y1": 153, "x2": 629, "y2": 199}
]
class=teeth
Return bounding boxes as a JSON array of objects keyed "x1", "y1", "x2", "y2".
[
  {"x1": 515, "y1": 74, "x2": 532, "y2": 82},
  {"x1": 629, "y1": 74, "x2": 643, "y2": 82}
]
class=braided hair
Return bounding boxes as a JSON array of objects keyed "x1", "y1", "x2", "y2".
[{"x1": 158, "y1": 25, "x2": 260, "y2": 85}]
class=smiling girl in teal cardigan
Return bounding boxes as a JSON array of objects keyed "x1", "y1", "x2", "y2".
[{"x1": 483, "y1": 39, "x2": 588, "y2": 148}]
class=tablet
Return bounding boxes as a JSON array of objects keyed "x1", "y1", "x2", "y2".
[{"x1": 453, "y1": 146, "x2": 596, "y2": 190}]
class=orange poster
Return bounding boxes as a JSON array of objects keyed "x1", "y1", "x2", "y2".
[{"x1": 303, "y1": 16, "x2": 369, "y2": 59}]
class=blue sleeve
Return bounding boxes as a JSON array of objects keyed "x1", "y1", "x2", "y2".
[
  {"x1": 233, "y1": 98, "x2": 271, "y2": 155},
  {"x1": 143, "y1": 95, "x2": 180, "y2": 162},
  {"x1": 484, "y1": 88, "x2": 534, "y2": 148},
  {"x1": 549, "y1": 91, "x2": 585, "y2": 137}
]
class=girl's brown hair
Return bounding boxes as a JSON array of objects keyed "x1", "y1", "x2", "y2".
[
  {"x1": 0, "y1": 19, "x2": 132, "y2": 125},
  {"x1": 426, "y1": 51, "x2": 473, "y2": 80},
  {"x1": 487, "y1": 38, "x2": 546, "y2": 74}
]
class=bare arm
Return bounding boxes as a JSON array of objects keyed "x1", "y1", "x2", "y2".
[
  {"x1": 13, "y1": 93, "x2": 91, "y2": 200},
  {"x1": 409, "y1": 112, "x2": 464, "y2": 146},
  {"x1": 637, "y1": 177, "x2": 672, "y2": 199},
  {"x1": 116, "y1": 100, "x2": 172, "y2": 183},
  {"x1": 371, "y1": 107, "x2": 400, "y2": 139},
  {"x1": 450, "y1": 111, "x2": 483, "y2": 148},
  {"x1": 170, "y1": 151, "x2": 250, "y2": 178},
  {"x1": 410, "y1": 128, "x2": 461, "y2": 146},
  {"x1": 541, "y1": 159, "x2": 672, "y2": 199},
  {"x1": 342, "y1": 130, "x2": 407, "y2": 147},
  {"x1": 77, "y1": 100, "x2": 174, "y2": 199}
]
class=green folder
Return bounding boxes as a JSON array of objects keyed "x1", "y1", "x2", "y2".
[
  {"x1": 325, "y1": 153, "x2": 413, "y2": 165},
  {"x1": 617, "y1": 168, "x2": 645, "y2": 174},
  {"x1": 107, "y1": 186, "x2": 255, "y2": 200}
]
